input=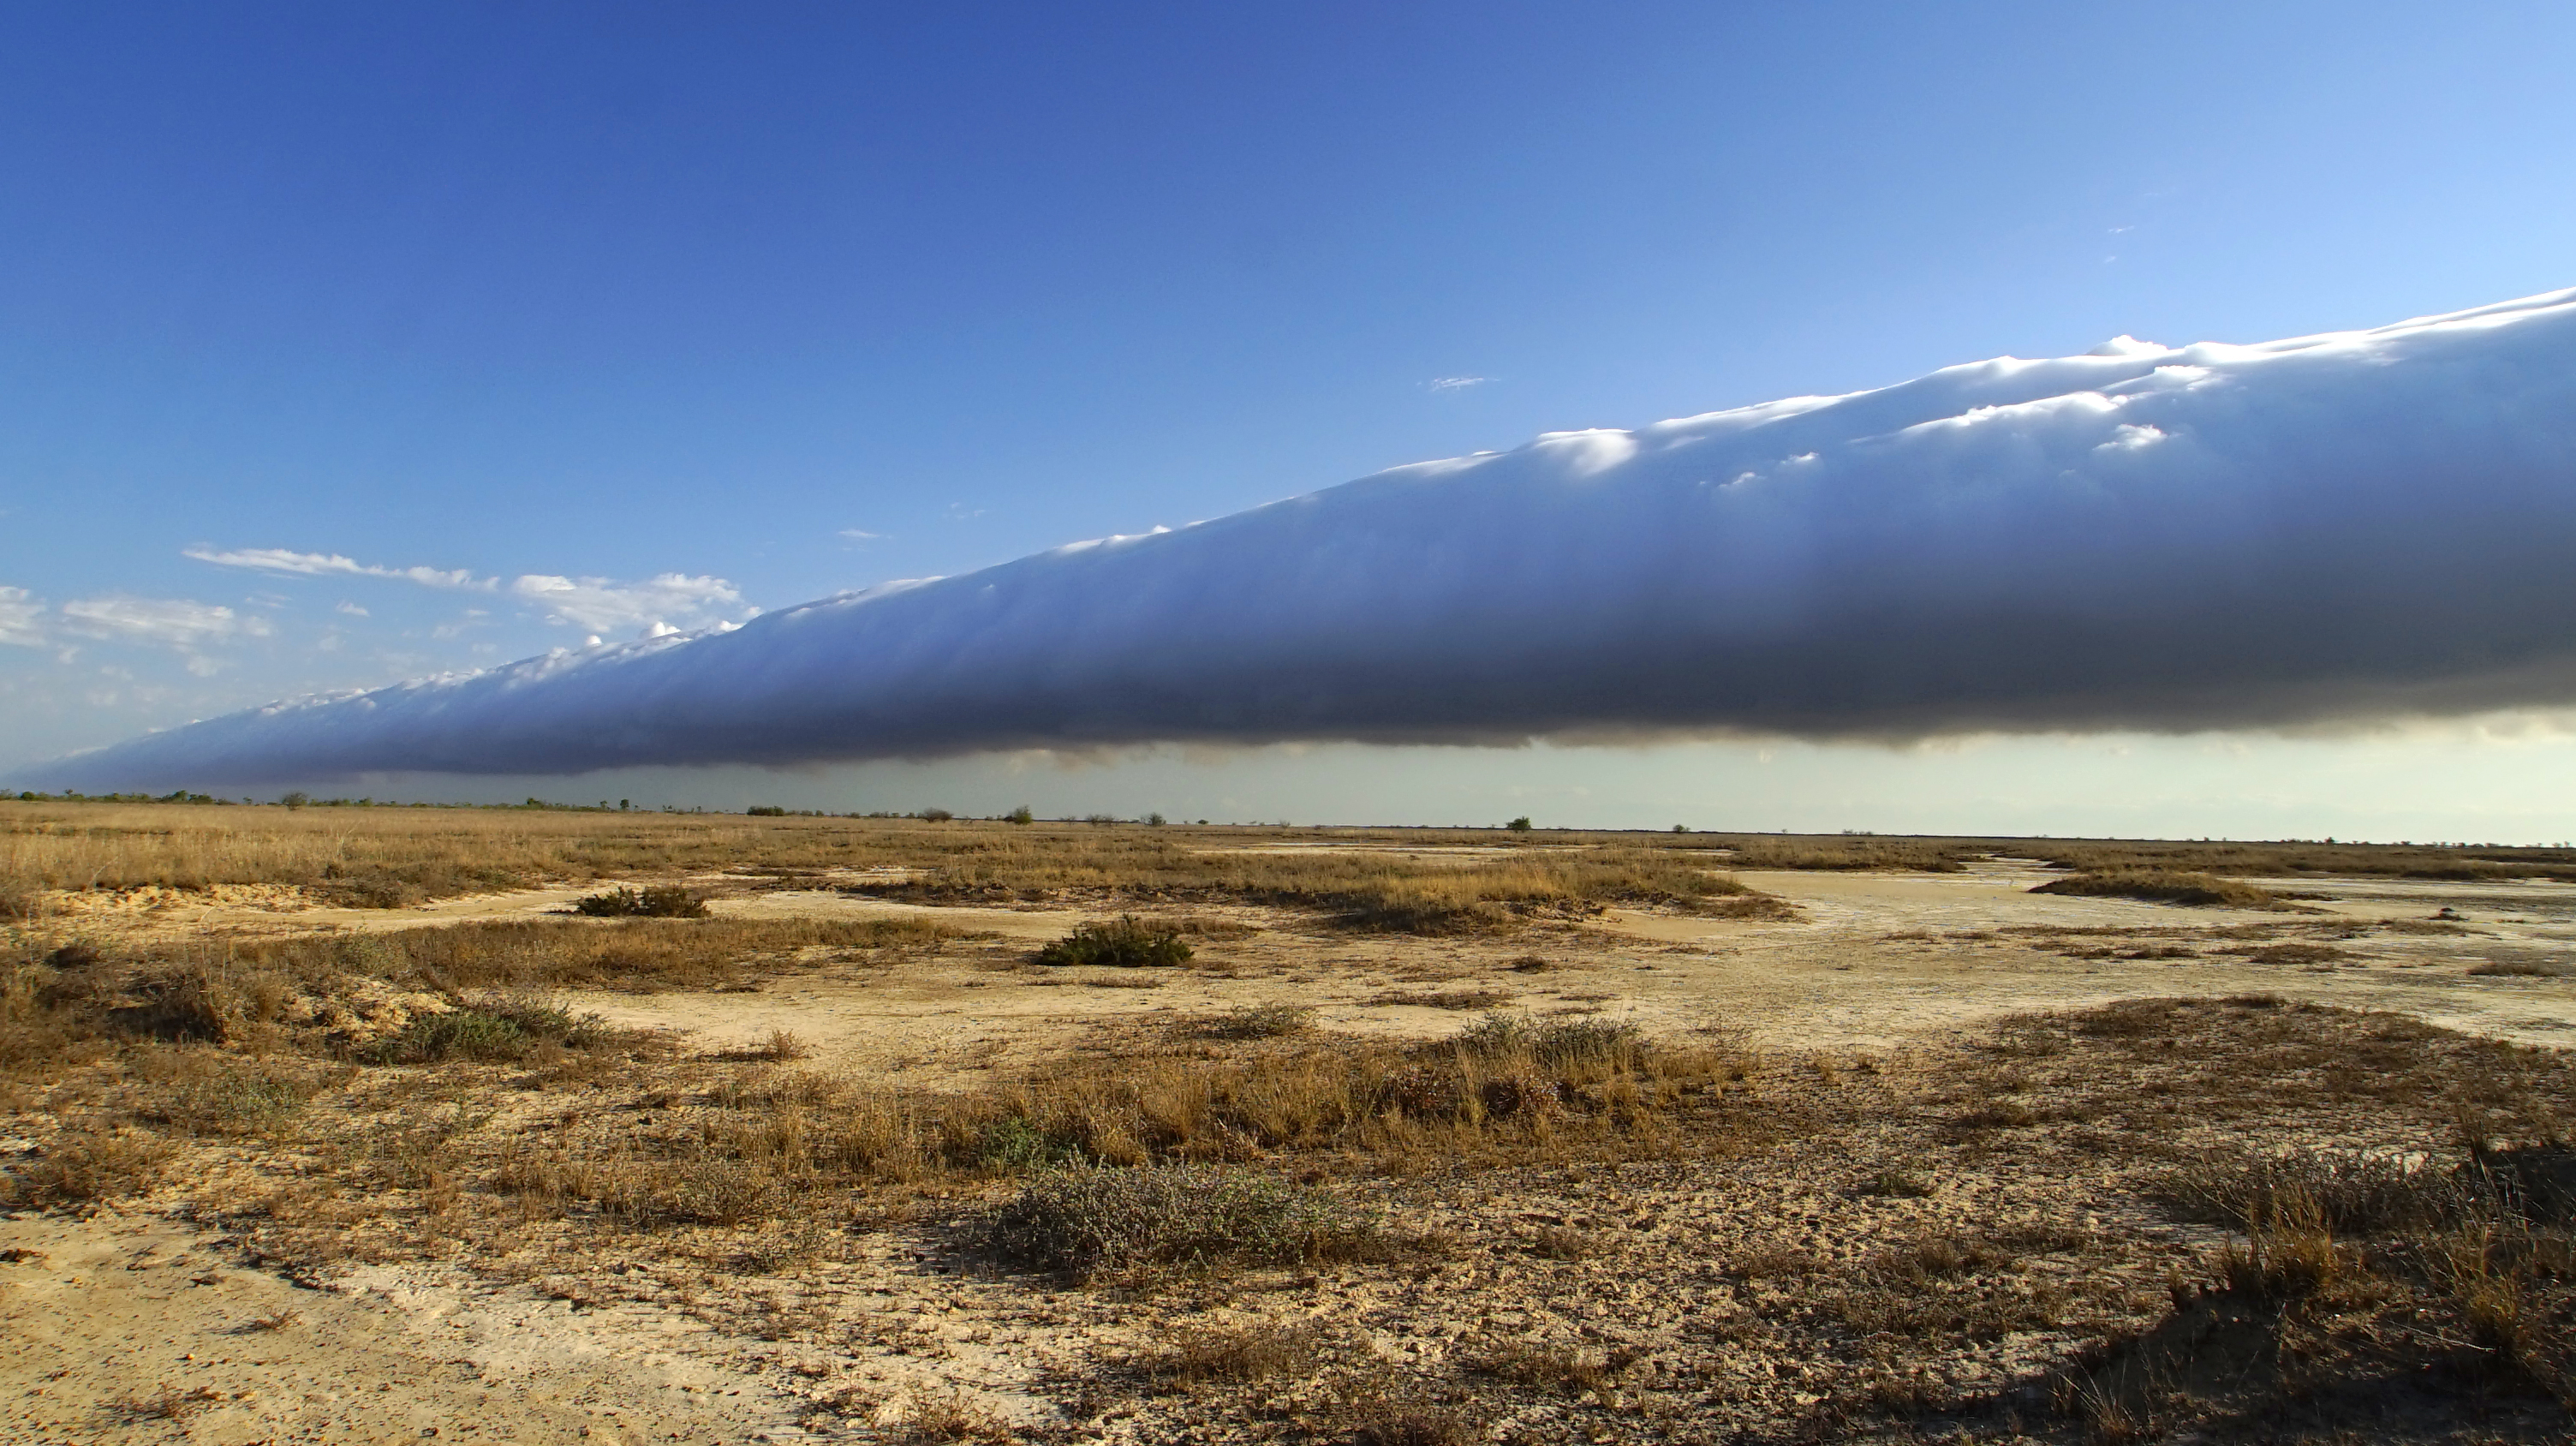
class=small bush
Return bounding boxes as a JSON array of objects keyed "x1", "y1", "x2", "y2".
[
  {"x1": 975, "y1": 1163, "x2": 1378, "y2": 1276},
  {"x1": 1453, "y1": 1012, "x2": 1642, "y2": 1069},
  {"x1": 1033, "y1": 917, "x2": 1193, "y2": 969},
  {"x1": 1199, "y1": 1003, "x2": 1316, "y2": 1039},
  {"x1": 366, "y1": 1008, "x2": 530, "y2": 1063},
  {"x1": 573, "y1": 885, "x2": 710, "y2": 918}
]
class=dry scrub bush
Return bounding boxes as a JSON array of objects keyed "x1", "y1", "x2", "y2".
[
  {"x1": 1034, "y1": 916, "x2": 1193, "y2": 967},
  {"x1": 977, "y1": 1162, "x2": 1382, "y2": 1276},
  {"x1": 573, "y1": 884, "x2": 709, "y2": 917}
]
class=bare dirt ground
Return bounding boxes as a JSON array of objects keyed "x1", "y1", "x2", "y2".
[{"x1": 9, "y1": 848, "x2": 2576, "y2": 1443}]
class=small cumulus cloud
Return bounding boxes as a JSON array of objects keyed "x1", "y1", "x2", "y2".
[
  {"x1": 1428, "y1": 376, "x2": 1491, "y2": 392},
  {"x1": 2096, "y1": 423, "x2": 2168, "y2": 452},
  {"x1": 0, "y1": 586, "x2": 45, "y2": 648},
  {"x1": 336, "y1": 601, "x2": 370, "y2": 617},
  {"x1": 508, "y1": 573, "x2": 745, "y2": 635},
  {"x1": 838, "y1": 529, "x2": 885, "y2": 541}
]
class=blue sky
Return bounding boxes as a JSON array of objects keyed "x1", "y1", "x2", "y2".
[{"x1": 6, "y1": 3, "x2": 2576, "y2": 836}]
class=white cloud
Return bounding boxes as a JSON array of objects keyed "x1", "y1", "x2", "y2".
[
  {"x1": 508, "y1": 573, "x2": 746, "y2": 635},
  {"x1": 0, "y1": 587, "x2": 44, "y2": 648},
  {"x1": 57, "y1": 595, "x2": 270, "y2": 648},
  {"x1": 184, "y1": 547, "x2": 485, "y2": 589},
  {"x1": 35, "y1": 285, "x2": 2576, "y2": 787},
  {"x1": 336, "y1": 601, "x2": 370, "y2": 617},
  {"x1": 1428, "y1": 376, "x2": 1491, "y2": 392},
  {"x1": 188, "y1": 545, "x2": 748, "y2": 638},
  {"x1": 838, "y1": 529, "x2": 884, "y2": 541}
]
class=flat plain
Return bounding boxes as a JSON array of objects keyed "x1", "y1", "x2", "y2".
[{"x1": 7, "y1": 804, "x2": 2576, "y2": 1444}]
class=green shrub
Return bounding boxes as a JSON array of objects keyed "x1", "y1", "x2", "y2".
[
  {"x1": 1033, "y1": 916, "x2": 1193, "y2": 968},
  {"x1": 365, "y1": 1009, "x2": 531, "y2": 1063},
  {"x1": 363, "y1": 993, "x2": 606, "y2": 1063}
]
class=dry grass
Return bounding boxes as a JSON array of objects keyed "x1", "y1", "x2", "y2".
[
  {"x1": 2030, "y1": 868, "x2": 2282, "y2": 909},
  {"x1": 1, "y1": 1129, "x2": 173, "y2": 1207}
]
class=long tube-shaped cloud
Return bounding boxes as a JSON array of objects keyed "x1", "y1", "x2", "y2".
[{"x1": 27, "y1": 288, "x2": 2576, "y2": 789}]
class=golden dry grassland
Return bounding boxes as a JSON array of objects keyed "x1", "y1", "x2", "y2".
[{"x1": 6, "y1": 800, "x2": 2576, "y2": 1443}]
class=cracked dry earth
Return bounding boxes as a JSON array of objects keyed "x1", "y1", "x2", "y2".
[{"x1": 8, "y1": 862, "x2": 2576, "y2": 1443}]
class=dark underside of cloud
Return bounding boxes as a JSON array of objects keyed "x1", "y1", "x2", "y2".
[{"x1": 23, "y1": 288, "x2": 2576, "y2": 790}]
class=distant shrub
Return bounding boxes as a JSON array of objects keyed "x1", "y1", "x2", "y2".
[
  {"x1": 1200, "y1": 1003, "x2": 1316, "y2": 1039},
  {"x1": 745, "y1": 805, "x2": 787, "y2": 816},
  {"x1": 1034, "y1": 916, "x2": 1194, "y2": 969},
  {"x1": 1506, "y1": 816, "x2": 1533, "y2": 832},
  {"x1": 1005, "y1": 805, "x2": 1034, "y2": 825},
  {"x1": 915, "y1": 807, "x2": 953, "y2": 822},
  {"x1": 2030, "y1": 868, "x2": 2279, "y2": 909},
  {"x1": 572, "y1": 885, "x2": 709, "y2": 918}
]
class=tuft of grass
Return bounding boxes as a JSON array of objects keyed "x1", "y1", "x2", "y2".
[
  {"x1": 2153, "y1": 1146, "x2": 2473, "y2": 1234},
  {"x1": 1034, "y1": 916, "x2": 1194, "y2": 968},
  {"x1": 975, "y1": 1163, "x2": 1380, "y2": 1276},
  {"x1": 131, "y1": 1049, "x2": 343, "y2": 1135},
  {"x1": 1857, "y1": 1168, "x2": 1937, "y2": 1198},
  {"x1": 1453, "y1": 1012, "x2": 1642, "y2": 1069},
  {"x1": 3, "y1": 1129, "x2": 173, "y2": 1207},
  {"x1": 1471, "y1": 1341, "x2": 1633, "y2": 1393},
  {"x1": 1344, "y1": 1399, "x2": 1478, "y2": 1446},
  {"x1": 107, "y1": 1386, "x2": 225, "y2": 1423},
  {"x1": 1140, "y1": 1323, "x2": 1319, "y2": 1383},
  {"x1": 2030, "y1": 869, "x2": 2281, "y2": 908}
]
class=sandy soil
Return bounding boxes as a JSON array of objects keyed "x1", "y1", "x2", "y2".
[
  {"x1": 0, "y1": 1211, "x2": 788, "y2": 1443},
  {"x1": 11, "y1": 861, "x2": 2576, "y2": 1442}
]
